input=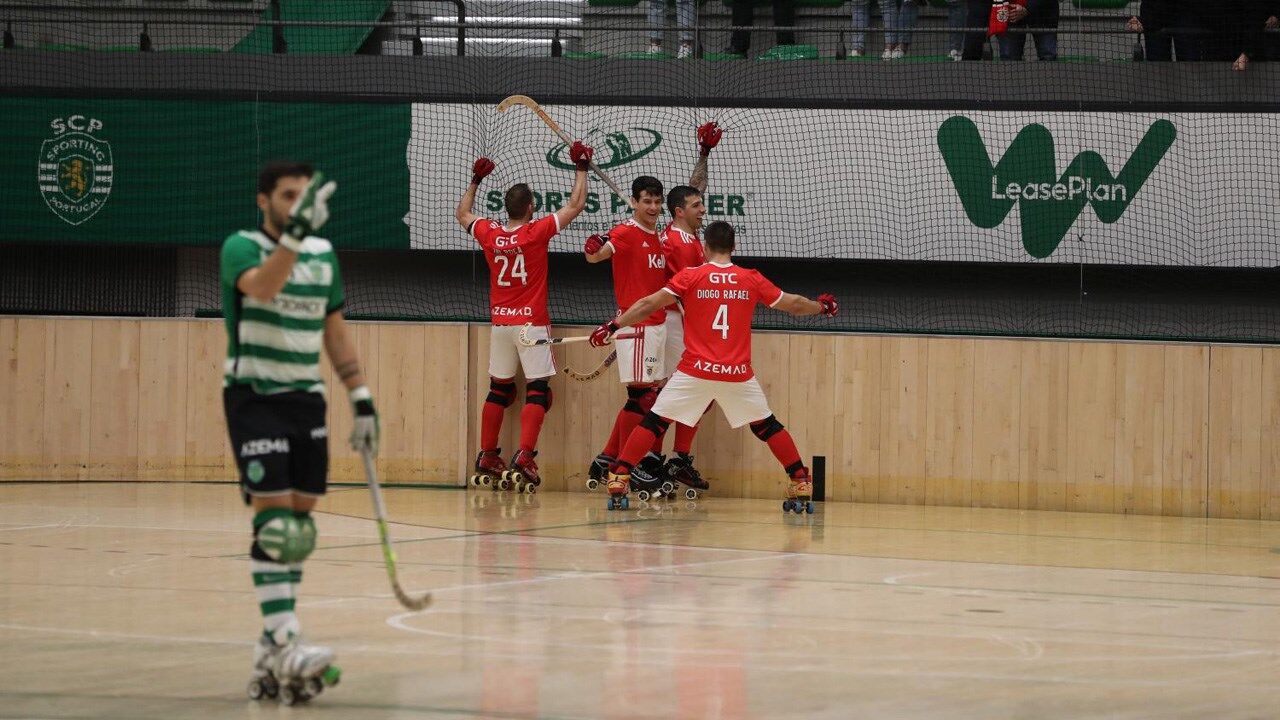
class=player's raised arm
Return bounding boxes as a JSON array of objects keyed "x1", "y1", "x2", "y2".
[
  {"x1": 772, "y1": 292, "x2": 838, "y2": 318},
  {"x1": 456, "y1": 157, "x2": 495, "y2": 230},
  {"x1": 588, "y1": 288, "x2": 678, "y2": 347},
  {"x1": 237, "y1": 173, "x2": 336, "y2": 301},
  {"x1": 688, "y1": 122, "x2": 722, "y2": 194},
  {"x1": 554, "y1": 141, "x2": 593, "y2": 229}
]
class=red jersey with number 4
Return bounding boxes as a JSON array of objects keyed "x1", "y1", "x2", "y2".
[
  {"x1": 605, "y1": 219, "x2": 667, "y2": 326},
  {"x1": 662, "y1": 261, "x2": 784, "y2": 382},
  {"x1": 471, "y1": 214, "x2": 559, "y2": 326}
]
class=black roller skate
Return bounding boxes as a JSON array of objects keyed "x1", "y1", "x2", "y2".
[
  {"x1": 606, "y1": 470, "x2": 630, "y2": 510},
  {"x1": 629, "y1": 453, "x2": 675, "y2": 502},
  {"x1": 502, "y1": 449, "x2": 540, "y2": 494},
  {"x1": 782, "y1": 466, "x2": 815, "y2": 515},
  {"x1": 665, "y1": 453, "x2": 708, "y2": 500},
  {"x1": 469, "y1": 449, "x2": 506, "y2": 490},
  {"x1": 586, "y1": 453, "x2": 613, "y2": 491}
]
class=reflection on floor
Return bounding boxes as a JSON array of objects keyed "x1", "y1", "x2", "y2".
[{"x1": 2, "y1": 482, "x2": 1279, "y2": 719}]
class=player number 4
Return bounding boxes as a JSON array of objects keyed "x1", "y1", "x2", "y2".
[
  {"x1": 495, "y1": 254, "x2": 528, "y2": 287},
  {"x1": 712, "y1": 304, "x2": 729, "y2": 340}
]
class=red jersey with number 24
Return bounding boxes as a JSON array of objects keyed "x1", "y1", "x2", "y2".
[
  {"x1": 471, "y1": 214, "x2": 559, "y2": 326},
  {"x1": 662, "y1": 261, "x2": 784, "y2": 382},
  {"x1": 605, "y1": 219, "x2": 667, "y2": 327}
]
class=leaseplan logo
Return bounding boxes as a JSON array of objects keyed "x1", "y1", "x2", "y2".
[
  {"x1": 547, "y1": 128, "x2": 662, "y2": 171},
  {"x1": 937, "y1": 116, "x2": 1175, "y2": 258}
]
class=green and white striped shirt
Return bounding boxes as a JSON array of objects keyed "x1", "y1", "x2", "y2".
[{"x1": 220, "y1": 229, "x2": 344, "y2": 396}]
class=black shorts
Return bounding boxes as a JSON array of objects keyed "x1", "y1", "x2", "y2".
[{"x1": 224, "y1": 385, "x2": 329, "y2": 503}]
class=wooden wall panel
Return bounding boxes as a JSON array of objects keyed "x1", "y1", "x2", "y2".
[
  {"x1": 971, "y1": 340, "x2": 1021, "y2": 508},
  {"x1": 878, "y1": 337, "x2": 928, "y2": 505},
  {"x1": 924, "y1": 338, "x2": 974, "y2": 507},
  {"x1": 4, "y1": 316, "x2": 1279, "y2": 521},
  {"x1": 87, "y1": 319, "x2": 141, "y2": 480},
  {"x1": 1162, "y1": 345, "x2": 1208, "y2": 517},
  {"x1": 1066, "y1": 342, "x2": 1117, "y2": 513},
  {"x1": 1208, "y1": 346, "x2": 1263, "y2": 519},
  {"x1": 830, "y1": 336, "x2": 881, "y2": 503},
  {"x1": 137, "y1": 321, "x2": 190, "y2": 480},
  {"x1": 1019, "y1": 341, "x2": 1069, "y2": 511},
  {"x1": 0, "y1": 318, "x2": 49, "y2": 480},
  {"x1": 1112, "y1": 344, "x2": 1163, "y2": 515},
  {"x1": 325, "y1": 321, "x2": 379, "y2": 482},
  {"x1": 42, "y1": 318, "x2": 94, "y2": 480}
]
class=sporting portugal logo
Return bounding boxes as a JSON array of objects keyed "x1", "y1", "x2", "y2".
[{"x1": 39, "y1": 115, "x2": 114, "y2": 226}]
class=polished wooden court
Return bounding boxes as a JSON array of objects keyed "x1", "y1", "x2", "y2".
[{"x1": 3, "y1": 481, "x2": 1279, "y2": 719}]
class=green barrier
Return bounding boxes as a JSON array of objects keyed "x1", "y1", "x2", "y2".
[
  {"x1": 233, "y1": 0, "x2": 390, "y2": 54},
  {"x1": 2, "y1": 98, "x2": 411, "y2": 248},
  {"x1": 756, "y1": 43, "x2": 819, "y2": 60}
]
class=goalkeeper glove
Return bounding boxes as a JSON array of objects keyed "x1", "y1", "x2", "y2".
[
  {"x1": 697, "y1": 122, "x2": 723, "y2": 157},
  {"x1": 589, "y1": 321, "x2": 620, "y2": 348},
  {"x1": 281, "y1": 172, "x2": 337, "y2": 252}
]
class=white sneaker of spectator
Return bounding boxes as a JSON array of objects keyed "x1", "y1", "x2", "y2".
[
  {"x1": 891, "y1": 47, "x2": 905, "y2": 59},
  {"x1": 949, "y1": 49, "x2": 961, "y2": 62},
  {"x1": 677, "y1": 42, "x2": 693, "y2": 59},
  {"x1": 648, "y1": 40, "x2": 663, "y2": 54},
  {"x1": 881, "y1": 47, "x2": 894, "y2": 60},
  {"x1": 848, "y1": 48, "x2": 864, "y2": 58}
]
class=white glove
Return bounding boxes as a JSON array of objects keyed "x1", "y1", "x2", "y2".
[
  {"x1": 349, "y1": 385, "x2": 379, "y2": 456},
  {"x1": 281, "y1": 172, "x2": 337, "y2": 251}
]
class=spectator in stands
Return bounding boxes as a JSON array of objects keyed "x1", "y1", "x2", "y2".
[
  {"x1": 1126, "y1": 0, "x2": 1200, "y2": 61},
  {"x1": 649, "y1": 0, "x2": 697, "y2": 58},
  {"x1": 726, "y1": 0, "x2": 796, "y2": 56},
  {"x1": 1197, "y1": 2, "x2": 1268, "y2": 70},
  {"x1": 960, "y1": 0, "x2": 991, "y2": 60},
  {"x1": 947, "y1": 0, "x2": 966, "y2": 61},
  {"x1": 996, "y1": 0, "x2": 1058, "y2": 61},
  {"x1": 847, "y1": 0, "x2": 922, "y2": 59}
]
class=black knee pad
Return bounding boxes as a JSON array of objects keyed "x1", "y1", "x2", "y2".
[
  {"x1": 750, "y1": 415, "x2": 785, "y2": 442},
  {"x1": 526, "y1": 379, "x2": 552, "y2": 411},
  {"x1": 487, "y1": 378, "x2": 517, "y2": 407},
  {"x1": 623, "y1": 385, "x2": 653, "y2": 415},
  {"x1": 639, "y1": 411, "x2": 671, "y2": 436}
]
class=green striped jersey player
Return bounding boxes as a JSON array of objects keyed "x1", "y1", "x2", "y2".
[{"x1": 220, "y1": 161, "x2": 378, "y2": 705}]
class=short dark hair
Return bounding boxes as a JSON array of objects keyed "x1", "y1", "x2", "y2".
[
  {"x1": 631, "y1": 175, "x2": 663, "y2": 200},
  {"x1": 505, "y1": 183, "x2": 533, "y2": 218},
  {"x1": 257, "y1": 161, "x2": 314, "y2": 196},
  {"x1": 704, "y1": 221, "x2": 735, "y2": 253},
  {"x1": 666, "y1": 185, "x2": 702, "y2": 217}
]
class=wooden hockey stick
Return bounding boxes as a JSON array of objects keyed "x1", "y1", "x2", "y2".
[
  {"x1": 496, "y1": 94, "x2": 627, "y2": 199},
  {"x1": 564, "y1": 349, "x2": 617, "y2": 382},
  {"x1": 361, "y1": 448, "x2": 431, "y2": 611},
  {"x1": 517, "y1": 322, "x2": 596, "y2": 347}
]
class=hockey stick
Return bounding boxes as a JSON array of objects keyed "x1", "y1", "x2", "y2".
[
  {"x1": 496, "y1": 94, "x2": 627, "y2": 200},
  {"x1": 361, "y1": 448, "x2": 432, "y2": 611},
  {"x1": 564, "y1": 349, "x2": 617, "y2": 382},
  {"x1": 517, "y1": 322, "x2": 596, "y2": 347}
]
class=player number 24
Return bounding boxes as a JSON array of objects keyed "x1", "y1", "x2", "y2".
[
  {"x1": 712, "y1": 304, "x2": 729, "y2": 340},
  {"x1": 495, "y1": 254, "x2": 528, "y2": 287}
]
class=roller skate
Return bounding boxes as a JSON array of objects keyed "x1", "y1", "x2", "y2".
[
  {"x1": 247, "y1": 633, "x2": 281, "y2": 701},
  {"x1": 782, "y1": 467, "x2": 815, "y2": 515},
  {"x1": 629, "y1": 454, "x2": 674, "y2": 503},
  {"x1": 665, "y1": 453, "x2": 708, "y2": 500},
  {"x1": 502, "y1": 449, "x2": 540, "y2": 494},
  {"x1": 272, "y1": 637, "x2": 341, "y2": 706},
  {"x1": 469, "y1": 448, "x2": 506, "y2": 490},
  {"x1": 605, "y1": 470, "x2": 630, "y2": 510},
  {"x1": 586, "y1": 453, "x2": 613, "y2": 491}
]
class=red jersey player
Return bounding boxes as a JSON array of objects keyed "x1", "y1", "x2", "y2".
[
  {"x1": 581, "y1": 122, "x2": 722, "y2": 495},
  {"x1": 588, "y1": 220, "x2": 838, "y2": 512},
  {"x1": 455, "y1": 141, "x2": 593, "y2": 491}
]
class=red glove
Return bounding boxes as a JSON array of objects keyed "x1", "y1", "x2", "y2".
[
  {"x1": 570, "y1": 141, "x2": 594, "y2": 171},
  {"x1": 589, "y1": 320, "x2": 619, "y2": 348},
  {"x1": 818, "y1": 293, "x2": 838, "y2": 317},
  {"x1": 471, "y1": 157, "x2": 495, "y2": 185},
  {"x1": 584, "y1": 233, "x2": 608, "y2": 255},
  {"x1": 697, "y1": 122, "x2": 723, "y2": 157}
]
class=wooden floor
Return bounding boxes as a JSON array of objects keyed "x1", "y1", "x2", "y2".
[{"x1": 2, "y1": 483, "x2": 1280, "y2": 719}]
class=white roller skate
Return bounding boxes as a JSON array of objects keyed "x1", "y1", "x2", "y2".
[
  {"x1": 247, "y1": 633, "x2": 282, "y2": 701},
  {"x1": 270, "y1": 637, "x2": 341, "y2": 706}
]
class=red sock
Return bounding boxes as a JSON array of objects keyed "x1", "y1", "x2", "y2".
[
  {"x1": 518, "y1": 403, "x2": 546, "y2": 452},
  {"x1": 480, "y1": 400, "x2": 505, "y2": 451},
  {"x1": 650, "y1": 429, "x2": 665, "y2": 455},
  {"x1": 674, "y1": 422, "x2": 699, "y2": 455},
  {"x1": 618, "y1": 425, "x2": 659, "y2": 470},
  {"x1": 617, "y1": 410, "x2": 644, "y2": 459},
  {"x1": 603, "y1": 408, "x2": 626, "y2": 457},
  {"x1": 765, "y1": 429, "x2": 802, "y2": 472}
]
